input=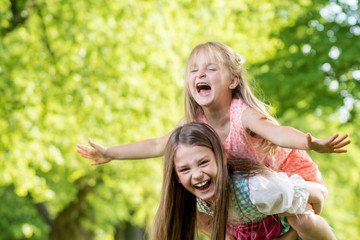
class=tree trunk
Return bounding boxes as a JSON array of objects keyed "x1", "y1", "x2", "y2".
[
  {"x1": 114, "y1": 221, "x2": 147, "y2": 240},
  {"x1": 49, "y1": 183, "x2": 95, "y2": 240}
]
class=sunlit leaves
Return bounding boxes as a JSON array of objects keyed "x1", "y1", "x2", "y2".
[{"x1": 2, "y1": 0, "x2": 358, "y2": 239}]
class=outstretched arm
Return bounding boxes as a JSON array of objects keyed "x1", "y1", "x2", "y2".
[
  {"x1": 242, "y1": 108, "x2": 351, "y2": 153},
  {"x1": 76, "y1": 118, "x2": 185, "y2": 165}
]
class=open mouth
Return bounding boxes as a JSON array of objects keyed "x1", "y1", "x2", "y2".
[
  {"x1": 196, "y1": 82, "x2": 211, "y2": 95},
  {"x1": 194, "y1": 180, "x2": 211, "y2": 191}
]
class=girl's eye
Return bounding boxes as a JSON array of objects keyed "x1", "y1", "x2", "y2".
[
  {"x1": 200, "y1": 160, "x2": 209, "y2": 166},
  {"x1": 178, "y1": 168, "x2": 189, "y2": 173},
  {"x1": 191, "y1": 69, "x2": 198, "y2": 73},
  {"x1": 208, "y1": 68, "x2": 216, "y2": 71}
]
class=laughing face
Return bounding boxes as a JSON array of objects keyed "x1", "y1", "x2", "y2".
[
  {"x1": 187, "y1": 50, "x2": 237, "y2": 109},
  {"x1": 174, "y1": 144, "x2": 218, "y2": 203}
]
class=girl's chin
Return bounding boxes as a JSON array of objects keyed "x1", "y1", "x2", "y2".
[
  {"x1": 200, "y1": 195, "x2": 215, "y2": 204},
  {"x1": 196, "y1": 188, "x2": 215, "y2": 202},
  {"x1": 195, "y1": 98, "x2": 213, "y2": 107}
]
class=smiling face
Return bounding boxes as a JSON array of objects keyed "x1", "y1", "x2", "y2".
[
  {"x1": 186, "y1": 47, "x2": 239, "y2": 111},
  {"x1": 174, "y1": 144, "x2": 218, "y2": 203}
]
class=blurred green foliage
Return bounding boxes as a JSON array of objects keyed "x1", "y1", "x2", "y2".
[{"x1": 0, "y1": 0, "x2": 359, "y2": 239}]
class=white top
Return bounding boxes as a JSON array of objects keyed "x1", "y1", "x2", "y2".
[
  {"x1": 196, "y1": 171, "x2": 311, "y2": 225},
  {"x1": 248, "y1": 172, "x2": 310, "y2": 215}
]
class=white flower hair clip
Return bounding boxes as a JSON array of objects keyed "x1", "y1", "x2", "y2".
[{"x1": 235, "y1": 53, "x2": 246, "y2": 64}]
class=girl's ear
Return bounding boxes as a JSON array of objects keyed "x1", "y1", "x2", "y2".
[{"x1": 229, "y1": 76, "x2": 240, "y2": 89}]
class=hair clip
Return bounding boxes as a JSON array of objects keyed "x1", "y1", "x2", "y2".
[{"x1": 235, "y1": 53, "x2": 246, "y2": 64}]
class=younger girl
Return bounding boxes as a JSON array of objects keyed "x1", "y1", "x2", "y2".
[
  {"x1": 152, "y1": 122, "x2": 335, "y2": 240},
  {"x1": 77, "y1": 41, "x2": 349, "y2": 170}
]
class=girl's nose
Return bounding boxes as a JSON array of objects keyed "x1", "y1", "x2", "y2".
[
  {"x1": 197, "y1": 69, "x2": 206, "y2": 78},
  {"x1": 192, "y1": 170, "x2": 204, "y2": 180}
]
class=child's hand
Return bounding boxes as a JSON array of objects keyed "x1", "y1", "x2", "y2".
[
  {"x1": 77, "y1": 138, "x2": 112, "y2": 165},
  {"x1": 306, "y1": 133, "x2": 351, "y2": 153}
]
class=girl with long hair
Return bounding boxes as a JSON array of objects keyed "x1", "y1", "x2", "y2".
[{"x1": 152, "y1": 122, "x2": 335, "y2": 240}]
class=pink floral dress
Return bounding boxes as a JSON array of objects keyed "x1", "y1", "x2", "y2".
[{"x1": 197, "y1": 97, "x2": 325, "y2": 186}]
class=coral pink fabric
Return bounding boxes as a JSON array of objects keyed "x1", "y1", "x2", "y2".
[
  {"x1": 227, "y1": 215, "x2": 283, "y2": 240},
  {"x1": 197, "y1": 98, "x2": 325, "y2": 186}
]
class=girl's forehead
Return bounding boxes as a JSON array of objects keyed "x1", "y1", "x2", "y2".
[
  {"x1": 189, "y1": 49, "x2": 225, "y2": 66},
  {"x1": 174, "y1": 144, "x2": 213, "y2": 163}
]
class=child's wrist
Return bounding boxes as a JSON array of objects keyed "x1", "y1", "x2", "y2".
[{"x1": 104, "y1": 147, "x2": 114, "y2": 159}]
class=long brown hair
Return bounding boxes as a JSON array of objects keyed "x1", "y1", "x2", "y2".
[
  {"x1": 152, "y1": 122, "x2": 269, "y2": 240},
  {"x1": 184, "y1": 41, "x2": 279, "y2": 157}
]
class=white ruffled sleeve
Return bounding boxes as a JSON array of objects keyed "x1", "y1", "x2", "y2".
[{"x1": 248, "y1": 172, "x2": 309, "y2": 215}]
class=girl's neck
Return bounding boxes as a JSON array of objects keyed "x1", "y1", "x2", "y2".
[
  {"x1": 203, "y1": 106, "x2": 230, "y2": 128},
  {"x1": 202, "y1": 103, "x2": 231, "y2": 142},
  {"x1": 202, "y1": 96, "x2": 232, "y2": 127}
]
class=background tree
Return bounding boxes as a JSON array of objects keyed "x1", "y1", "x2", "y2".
[
  {"x1": 252, "y1": 0, "x2": 360, "y2": 238},
  {"x1": 0, "y1": 0, "x2": 358, "y2": 239}
]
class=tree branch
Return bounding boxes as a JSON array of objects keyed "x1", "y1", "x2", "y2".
[
  {"x1": 35, "y1": 0, "x2": 56, "y2": 61},
  {"x1": 1, "y1": 0, "x2": 35, "y2": 37}
]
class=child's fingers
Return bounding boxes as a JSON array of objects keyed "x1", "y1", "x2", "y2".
[
  {"x1": 76, "y1": 144, "x2": 87, "y2": 150},
  {"x1": 77, "y1": 146, "x2": 94, "y2": 156},
  {"x1": 325, "y1": 133, "x2": 339, "y2": 143},
  {"x1": 77, "y1": 148, "x2": 92, "y2": 156},
  {"x1": 77, "y1": 146, "x2": 100, "y2": 159},
  {"x1": 334, "y1": 139, "x2": 351, "y2": 148},
  {"x1": 77, "y1": 144, "x2": 93, "y2": 152},
  {"x1": 76, "y1": 148, "x2": 86, "y2": 155},
  {"x1": 80, "y1": 153, "x2": 93, "y2": 159},
  {"x1": 333, "y1": 149, "x2": 348, "y2": 153},
  {"x1": 330, "y1": 134, "x2": 349, "y2": 145}
]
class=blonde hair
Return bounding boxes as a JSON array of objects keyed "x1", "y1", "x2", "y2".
[{"x1": 184, "y1": 41, "x2": 279, "y2": 157}]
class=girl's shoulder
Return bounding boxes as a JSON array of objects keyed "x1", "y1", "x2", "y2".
[
  {"x1": 231, "y1": 97, "x2": 248, "y2": 107},
  {"x1": 230, "y1": 98, "x2": 250, "y2": 117},
  {"x1": 230, "y1": 172, "x2": 250, "y2": 194},
  {"x1": 228, "y1": 173, "x2": 267, "y2": 223}
]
